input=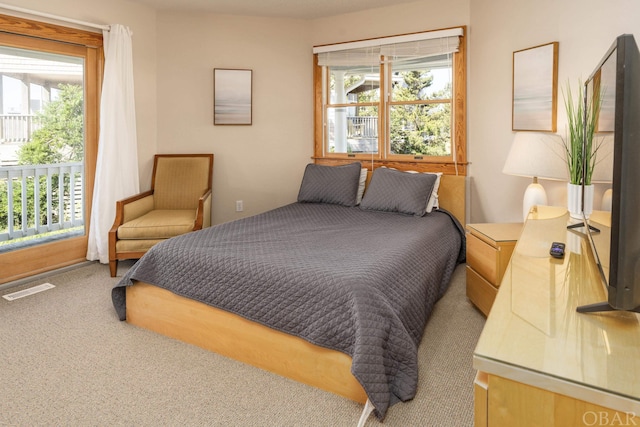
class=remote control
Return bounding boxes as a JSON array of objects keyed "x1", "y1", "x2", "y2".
[{"x1": 550, "y1": 242, "x2": 565, "y2": 259}]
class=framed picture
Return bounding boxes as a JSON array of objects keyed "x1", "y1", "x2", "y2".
[
  {"x1": 214, "y1": 68, "x2": 252, "y2": 125},
  {"x1": 512, "y1": 42, "x2": 558, "y2": 132}
]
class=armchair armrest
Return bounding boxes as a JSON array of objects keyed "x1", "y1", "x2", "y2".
[
  {"x1": 108, "y1": 191, "x2": 153, "y2": 260},
  {"x1": 121, "y1": 193, "x2": 155, "y2": 223},
  {"x1": 194, "y1": 189, "x2": 212, "y2": 230}
]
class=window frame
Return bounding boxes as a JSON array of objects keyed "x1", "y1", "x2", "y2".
[
  {"x1": 385, "y1": 54, "x2": 454, "y2": 160},
  {"x1": 323, "y1": 61, "x2": 384, "y2": 160},
  {"x1": 313, "y1": 26, "x2": 467, "y2": 175}
]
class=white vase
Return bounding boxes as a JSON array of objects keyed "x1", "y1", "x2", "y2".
[{"x1": 567, "y1": 183, "x2": 594, "y2": 219}]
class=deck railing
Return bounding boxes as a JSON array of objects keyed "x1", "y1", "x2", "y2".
[
  {"x1": 0, "y1": 162, "x2": 84, "y2": 243},
  {"x1": 347, "y1": 116, "x2": 377, "y2": 139},
  {"x1": 0, "y1": 114, "x2": 41, "y2": 143}
]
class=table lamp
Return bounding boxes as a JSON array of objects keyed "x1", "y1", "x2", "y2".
[{"x1": 502, "y1": 132, "x2": 567, "y2": 220}]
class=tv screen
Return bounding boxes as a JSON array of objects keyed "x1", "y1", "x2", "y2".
[{"x1": 578, "y1": 34, "x2": 640, "y2": 313}]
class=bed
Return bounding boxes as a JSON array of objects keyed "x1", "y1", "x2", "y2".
[{"x1": 112, "y1": 162, "x2": 466, "y2": 421}]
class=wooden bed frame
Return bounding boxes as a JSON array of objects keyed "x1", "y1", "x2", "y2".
[{"x1": 125, "y1": 174, "x2": 466, "y2": 404}]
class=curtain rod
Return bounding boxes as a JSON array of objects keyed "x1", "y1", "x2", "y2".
[{"x1": 0, "y1": 2, "x2": 110, "y2": 31}]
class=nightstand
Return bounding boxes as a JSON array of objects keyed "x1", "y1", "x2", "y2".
[{"x1": 466, "y1": 223, "x2": 522, "y2": 315}]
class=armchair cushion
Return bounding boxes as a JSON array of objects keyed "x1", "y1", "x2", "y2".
[
  {"x1": 117, "y1": 209, "x2": 197, "y2": 240},
  {"x1": 115, "y1": 239, "x2": 165, "y2": 253}
]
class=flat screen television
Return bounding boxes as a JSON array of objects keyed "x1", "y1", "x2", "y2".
[{"x1": 577, "y1": 34, "x2": 640, "y2": 313}]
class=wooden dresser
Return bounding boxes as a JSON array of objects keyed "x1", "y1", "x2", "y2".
[
  {"x1": 466, "y1": 223, "x2": 522, "y2": 315},
  {"x1": 473, "y1": 206, "x2": 640, "y2": 426}
]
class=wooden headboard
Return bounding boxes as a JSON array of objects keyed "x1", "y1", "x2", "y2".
[{"x1": 438, "y1": 175, "x2": 466, "y2": 226}]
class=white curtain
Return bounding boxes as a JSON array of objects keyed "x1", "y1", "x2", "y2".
[{"x1": 86, "y1": 24, "x2": 139, "y2": 263}]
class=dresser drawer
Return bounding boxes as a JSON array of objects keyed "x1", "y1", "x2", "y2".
[
  {"x1": 467, "y1": 232, "x2": 499, "y2": 285},
  {"x1": 466, "y1": 266, "x2": 498, "y2": 316}
]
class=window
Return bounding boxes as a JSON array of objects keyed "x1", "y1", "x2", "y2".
[
  {"x1": 324, "y1": 49, "x2": 381, "y2": 155},
  {"x1": 388, "y1": 54, "x2": 453, "y2": 157},
  {"x1": 313, "y1": 27, "x2": 466, "y2": 174}
]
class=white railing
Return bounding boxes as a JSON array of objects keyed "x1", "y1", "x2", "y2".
[
  {"x1": 0, "y1": 114, "x2": 41, "y2": 143},
  {"x1": 0, "y1": 162, "x2": 84, "y2": 242},
  {"x1": 347, "y1": 116, "x2": 377, "y2": 139}
]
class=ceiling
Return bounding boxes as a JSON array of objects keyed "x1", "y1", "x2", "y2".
[{"x1": 128, "y1": 0, "x2": 420, "y2": 20}]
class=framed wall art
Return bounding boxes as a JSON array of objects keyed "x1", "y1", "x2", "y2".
[
  {"x1": 214, "y1": 68, "x2": 252, "y2": 125},
  {"x1": 512, "y1": 42, "x2": 559, "y2": 132}
]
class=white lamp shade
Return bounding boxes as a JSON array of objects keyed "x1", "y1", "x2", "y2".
[
  {"x1": 503, "y1": 132, "x2": 567, "y2": 219},
  {"x1": 502, "y1": 132, "x2": 568, "y2": 180}
]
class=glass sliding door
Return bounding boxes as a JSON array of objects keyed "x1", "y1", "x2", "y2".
[
  {"x1": 0, "y1": 46, "x2": 85, "y2": 250},
  {"x1": 0, "y1": 20, "x2": 102, "y2": 285}
]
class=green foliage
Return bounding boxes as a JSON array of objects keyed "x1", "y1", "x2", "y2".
[
  {"x1": 393, "y1": 70, "x2": 434, "y2": 100},
  {"x1": 328, "y1": 67, "x2": 451, "y2": 157},
  {"x1": 562, "y1": 80, "x2": 601, "y2": 185},
  {"x1": 390, "y1": 70, "x2": 451, "y2": 156},
  {"x1": 0, "y1": 180, "x2": 7, "y2": 231},
  {"x1": 18, "y1": 84, "x2": 84, "y2": 166},
  {"x1": 1, "y1": 84, "x2": 83, "y2": 232}
]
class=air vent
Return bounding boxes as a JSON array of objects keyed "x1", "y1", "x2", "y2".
[{"x1": 2, "y1": 283, "x2": 55, "y2": 301}]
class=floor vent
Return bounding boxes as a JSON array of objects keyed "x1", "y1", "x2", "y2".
[{"x1": 2, "y1": 283, "x2": 55, "y2": 301}]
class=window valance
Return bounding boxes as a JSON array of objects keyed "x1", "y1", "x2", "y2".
[{"x1": 314, "y1": 27, "x2": 462, "y2": 67}]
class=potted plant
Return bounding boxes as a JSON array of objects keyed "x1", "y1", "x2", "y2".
[{"x1": 562, "y1": 80, "x2": 601, "y2": 219}]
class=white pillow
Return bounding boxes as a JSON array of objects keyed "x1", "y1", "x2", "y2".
[
  {"x1": 356, "y1": 168, "x2": 368, "y2": 205},
  {"x1": 426, "y1": 172, "x2": 442, "y2": 213}
]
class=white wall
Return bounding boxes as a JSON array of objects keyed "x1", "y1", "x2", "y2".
[
  {"x1": 155, "y1": 12, "x2": 313, "y2": 224},
  {"x1": 469, "y1": 0, "x2": 640, "y2": 223},
  {"x1": 311, "y1": 0, "x2": 470, "y2": 45}
]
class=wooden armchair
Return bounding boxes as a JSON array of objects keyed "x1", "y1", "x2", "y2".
[{"x1": 108, "y1": 154, "x2": 214, "y2": 276}]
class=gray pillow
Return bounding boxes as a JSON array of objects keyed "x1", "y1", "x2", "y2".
[
  {"x1": 297, "y1": 162, "x2": 362, "y2": 207},
  {"x1": 360, "y1": 167, "x2": 437, "y2": 216}
]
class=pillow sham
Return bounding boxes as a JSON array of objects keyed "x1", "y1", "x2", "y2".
[
  {"x1": 359, "y1": 167, "x2": 437, "y2": 216},
  {"x1": 383, "y1": 167, "x2": 442, "y2": 213},
  {"x1": 297, "y1": 162, "x2": 362, "y2": 207}
]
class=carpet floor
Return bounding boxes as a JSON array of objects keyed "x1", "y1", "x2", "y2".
[{"x1": 0, "y1": 261, "x2": 484, "y2": 426}]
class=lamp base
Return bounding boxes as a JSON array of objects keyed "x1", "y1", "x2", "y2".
[{"x1": 523, "y1": 181, "x2": 547, "y2": 220}]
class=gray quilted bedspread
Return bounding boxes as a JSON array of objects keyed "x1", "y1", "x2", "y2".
[{"x1": 112, "y1": 202, "x2": 464, "y2": 419}]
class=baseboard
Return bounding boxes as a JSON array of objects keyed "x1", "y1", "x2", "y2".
[{"x1": 0, "y1": 260, "x2": 95, "y2": 292}]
